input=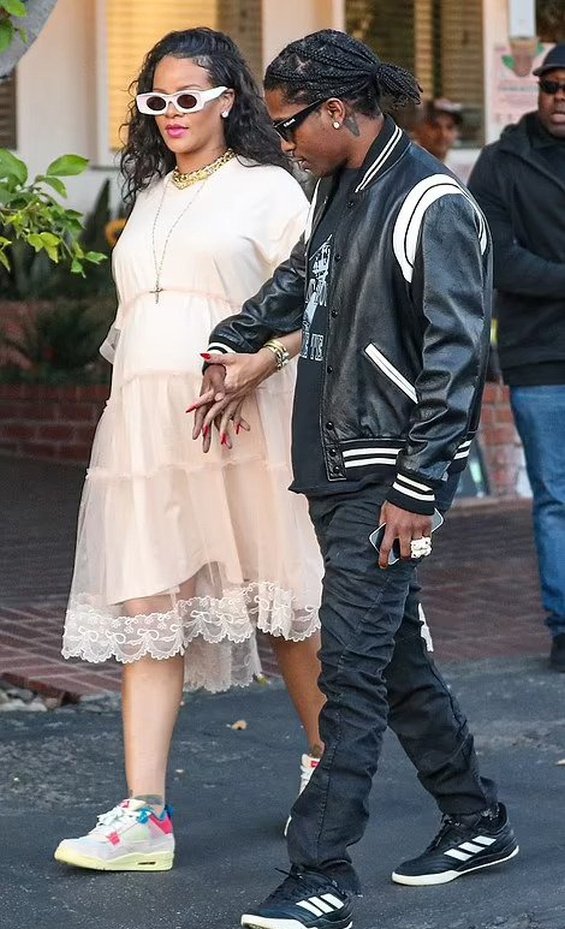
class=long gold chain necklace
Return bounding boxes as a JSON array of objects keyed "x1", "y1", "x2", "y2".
[{"x1": 150, "y1": 149, "x2": 235, "y2": 303}]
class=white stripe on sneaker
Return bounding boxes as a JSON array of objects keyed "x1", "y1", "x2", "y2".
[
  {"x1": 445, "y1": 849, "x2": 472, "y2": 862},
  {"x1": 459, "y1": 842, "x2": 486, "y2": 854},
  {"x1": 296, "y1": 900, "x2": 324, "y2": 916},
  {"x1": 321, "y1": 893, "x2": 345, "y2": 909},
  {"x1": 295, "y1": 893, "x2": 345, "y2": 916},
  {"x1": 309, "y1": 896, "x2": 333, "y2": 914},
  {"x1": 473, "y1": 834, "x2": 496, "y2": 846}
]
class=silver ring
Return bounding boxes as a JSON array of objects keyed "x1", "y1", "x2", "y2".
[{"x1": 410, "y1": 537, "x2": 432, "y2": 559}]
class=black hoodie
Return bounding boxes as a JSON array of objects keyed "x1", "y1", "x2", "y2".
[{"x1": 468, "y1": 112, "x2": 565, "y2": 382}]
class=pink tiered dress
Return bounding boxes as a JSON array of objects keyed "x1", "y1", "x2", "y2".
[{"x1": 62, "y1": 158, "x2": 322, "y2": 692}]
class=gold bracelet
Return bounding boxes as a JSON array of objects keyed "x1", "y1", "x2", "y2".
[{"x1": 263, "y1": 339, "x2": 290, "y2": 370}]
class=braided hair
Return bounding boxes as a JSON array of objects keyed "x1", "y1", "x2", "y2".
[
  {"x1": 264, "y1": 29, "x2": 421, "y2": 116},
  {"x1": 121, "y1": 28, "x2": 289, "y2": 206}
]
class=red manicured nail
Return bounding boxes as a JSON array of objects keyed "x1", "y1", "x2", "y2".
[
  {"x1": 221, "y1": 434, "x2": 228, "y2": 446},
  {"x1": 185, "y1": 404, "x2": 197, "y2": 413},
  {"x1": 200, "y1": 353, "x2": 211, "y2": 360},
  {"x1": 203, "y1": 426, "x2": 209, "y2": 437}
]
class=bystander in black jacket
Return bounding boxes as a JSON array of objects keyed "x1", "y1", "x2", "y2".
[
  {"x1": 468, "y1": 112, "x2": 565, "y2": 383},
  {"x1": 208, "y1": 118, "x2": 492, "y2": 516}
]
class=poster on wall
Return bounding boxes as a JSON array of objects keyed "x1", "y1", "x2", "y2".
[{"x1": 492, "y1": 41, "x2": 554, "y2": 130}]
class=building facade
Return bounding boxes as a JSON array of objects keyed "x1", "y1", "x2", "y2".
[{"x1": 1, "y1": 0, "x2": 564, "y2": 209}]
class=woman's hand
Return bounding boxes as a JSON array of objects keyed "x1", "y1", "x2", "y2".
[
  {"x1": 188, "y1": 364, "x2": 227, "y2": 451},
  {"x1": 189, "y1": 349, "x2": 278, "y2": 447}
]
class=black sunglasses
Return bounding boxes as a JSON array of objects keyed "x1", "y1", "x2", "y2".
[
  {"x1": 273, "y1": 99, "x2": 326, "y2": 142},
  {"x1": 539, "y1": 78, "x2": 565, "y2": 95}
]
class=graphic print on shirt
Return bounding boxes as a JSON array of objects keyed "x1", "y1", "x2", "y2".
[{"x1": 301, "y1": 236, "x2": 331, "y2": 362}]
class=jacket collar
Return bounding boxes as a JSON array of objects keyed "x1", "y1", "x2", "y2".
[
  {"x1": 304, "y1": 117, "x2": 409, "y2": 245},
  {"x1": 497, "y1": 112, "x2": 565, "y2": 195},
  {"x1": 354, "y1": 115, "x2": 409, "y2": 192}
]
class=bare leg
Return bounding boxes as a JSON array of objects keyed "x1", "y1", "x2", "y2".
[
  {"x1": 121, "y1": 581, "x2": 194, "y2": 813},
  {"x1": 269, "y1": 633, "x2": 325, "y2": 756},
  {"x1": 122, "y1": 653, "x2": 184, "y2": 814}
]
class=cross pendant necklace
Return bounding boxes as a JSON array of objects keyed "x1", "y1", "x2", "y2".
[
  {"x1": 150, "y1": 177, "x2": 208, "y2": 304},
  {"x1": 150, "y1": 284, "x2": 164, "y2": 304}
]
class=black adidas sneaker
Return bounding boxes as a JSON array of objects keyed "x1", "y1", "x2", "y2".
[
  {"x1": 392, "y1": 803, "x2": 519, "y2": 886},
  {"x1": 241, "y1": 868, "x2": 353, "y2": 929}
]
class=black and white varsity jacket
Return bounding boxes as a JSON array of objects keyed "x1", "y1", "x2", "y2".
[{"x1": 207, "y1": 117, "x2": 492, "y2": 516}]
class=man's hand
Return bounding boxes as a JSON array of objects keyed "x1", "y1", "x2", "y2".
[{"x1": 377, "y1": 501, "x2": 432, "y2": 570}]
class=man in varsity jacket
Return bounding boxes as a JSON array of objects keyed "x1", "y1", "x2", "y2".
[{"x1": 192, "y1": 30, "x2": 519, "y2": 929}]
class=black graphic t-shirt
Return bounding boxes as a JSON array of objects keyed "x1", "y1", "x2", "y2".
[{"x1": 290, "y1": 167, "x2": 358, "y2": 495}]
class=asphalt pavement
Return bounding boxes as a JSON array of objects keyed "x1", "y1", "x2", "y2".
[{"x1": 1, "y1": 657, "x2": 564, "y2": 929}]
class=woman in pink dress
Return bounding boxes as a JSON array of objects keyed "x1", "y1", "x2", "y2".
[{"x1": 55, "y1": 27, "x2": 323, "y2": 872}]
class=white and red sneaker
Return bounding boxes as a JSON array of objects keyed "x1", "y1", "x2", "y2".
[
  {"x1": 284, "y1": 753, "x2": 321, "y2": 837},
  {"x1": 54, "y1": 798, "x2": 174, "y2": 871}
]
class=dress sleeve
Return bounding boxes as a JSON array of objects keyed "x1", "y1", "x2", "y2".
[
  {"x1": 98, "y1": 248, "x2": 124, "y2": 364},
  {"x1": 265, "y1": 172, "x2": 309, "y2": 271}
]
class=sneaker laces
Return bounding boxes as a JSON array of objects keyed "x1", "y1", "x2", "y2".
[
  {"x1": 89, "y1": 803, "x2": 149, "y2": 836},
  {"x1": 264, "y1": 868, "x2": 343, "y2": 906},
  {"x1": 428, "y1": 814, "x2": 464, "y2": 851},
  {"x1": 428, "y1": 806, "x2": 498, "y2": 852}
]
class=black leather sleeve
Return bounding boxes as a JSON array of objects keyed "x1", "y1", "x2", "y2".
[
  {"x1": 207, "y1": 236, "x2": 306, "y2": 354},
  {"x1": 390, "y1": 194, "x2": 491, "y2": 510}
]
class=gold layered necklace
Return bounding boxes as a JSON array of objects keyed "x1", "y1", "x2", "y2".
[
  {"x1": 149, "y1": 149, "x2": 235, "y2": 303},
  {"x1": 171, "y1": 148, "x2": 235, "y2": 189}
]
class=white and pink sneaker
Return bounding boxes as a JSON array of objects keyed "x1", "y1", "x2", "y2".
[
  {"x1": 54, "y1": 798, "x2": 174, "y2": 871},
  {"x1": 284, "y1": 753, "x2": 321, "y2": 837}
]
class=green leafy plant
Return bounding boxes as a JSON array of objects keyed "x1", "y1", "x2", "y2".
[
  {"x1": 0, "y1": 299, "x2": 114, "y2": 383},
  {"x1": 0, "y1": 0, "x2": 27, "y2": 53},
  {"x1": 0, "y1": 150, "x2": 107, "y2": 276},
  {"x1": 0, "y1": 180, "x2": 118, "y2": 299}
]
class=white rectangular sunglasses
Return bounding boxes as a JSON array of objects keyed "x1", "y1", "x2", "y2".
[{"x1": 136, "y1": 85, "x2": 228, "y2": 116}]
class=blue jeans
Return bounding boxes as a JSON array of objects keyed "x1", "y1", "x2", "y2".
[
  {"x1": 511, "y1": 385, "x2": 565, "y2": 638},
  {"x1": 287, "y1": 480, "x2": 496, "y2": 893}
]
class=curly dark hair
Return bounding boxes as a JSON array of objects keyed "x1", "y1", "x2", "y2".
[
  {"x1": 120, "y1": 27, "x2": 289, "y2": 206},
  {"x1": 264, "y1": 29, "x2": 421, "y2": 117}
]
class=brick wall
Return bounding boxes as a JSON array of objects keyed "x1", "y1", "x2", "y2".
[
  {"x1": 479, "y1": 383, "x2": 529, "y2": 497},
  {"x1": 0, "y1": 384, "x2": 108, "y2": 464},
  {"x1": 0, "y1": 380, "x2": 530, "y2": 495}
]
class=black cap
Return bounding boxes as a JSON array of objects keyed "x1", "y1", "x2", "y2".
[{"x1": 533, "y1": 44, "x2": 565, "y2": 77}]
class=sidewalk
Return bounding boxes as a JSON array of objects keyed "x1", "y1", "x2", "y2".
[
  {"x1": 1, "y1": 661, "x2": 564, "y2": 929},
  {"x1": 0, "y1": 456, "x2": 548, "y2": 700}
]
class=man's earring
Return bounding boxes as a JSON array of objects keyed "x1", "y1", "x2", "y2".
[
  {"x1": 221, "y1": 111, "x2": 229, "y2": 118},
  {"x1": 332, "y1": 120, "x2": 341, "y2": 129}
]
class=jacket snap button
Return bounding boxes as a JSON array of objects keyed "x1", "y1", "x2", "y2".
[
  {"x1": 331, "y1": 465, "x2": 340, "y2": 475},
  {"x1": 328, "y1": 448, "x2": 337, "y2": 457},
  {"x1": 326, "y1": 421, "x2": 334, "y2": 429},
  {"x1": 347, "y1": 199, "x2": 355, "y2": 208},
  {"x1": 326, "y1": 365, "x2": 333, "y2": 373},
  {"x1": 331, "y1": 309, "x2": 338, "y2": 318},
  {"x1": 334, "y1": 253, "x2": 341, "y2": 261}
]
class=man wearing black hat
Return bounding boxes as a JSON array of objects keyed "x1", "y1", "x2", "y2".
[{"x1": 469, "y1": 45, "x2": 565, "y2": 672}]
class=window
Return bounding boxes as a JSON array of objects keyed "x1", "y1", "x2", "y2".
[
  {"x1": 537, "y1": 1, "x2": 565, "y2": 41},
  {"x1": 104, "y1": 0, "x2": 262, "y2": 152},
  {"x1": 0, "y1": 75, "x2": 16, "y2": 149},
  {"x1": 346, "y1": 0, "x2": 484, "y2": 146}
]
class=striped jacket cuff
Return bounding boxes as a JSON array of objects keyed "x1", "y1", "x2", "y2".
[
  {"x1": 387, "y1": 471, "x2": 436, "y2": 516},
  {"x1": 202, "y1": 342, "x2": 235, "y2": 372},
  {"x1": 206, "y1": 342, "x2": 235, "y2": 355}
]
